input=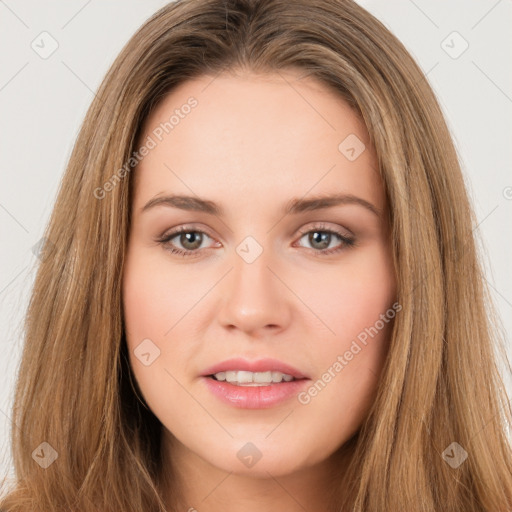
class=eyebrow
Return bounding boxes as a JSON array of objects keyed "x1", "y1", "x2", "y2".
[{"x1": 141, "y1": 193, "x2": 381, "y2": 218}]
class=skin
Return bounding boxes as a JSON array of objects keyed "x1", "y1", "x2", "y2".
[{"x1": 122, "y1": 68, "x2": 397, "y2": 511}]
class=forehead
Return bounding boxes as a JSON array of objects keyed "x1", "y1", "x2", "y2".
[{"x1": 133, "y1": 69, "x2": 384, "y2": 214}]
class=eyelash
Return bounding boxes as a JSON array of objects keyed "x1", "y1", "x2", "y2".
[{"x1": 156, "y1": 223, "x2": 356, "y2": 258}]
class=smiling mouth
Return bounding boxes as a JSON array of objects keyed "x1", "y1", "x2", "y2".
[{"x1": 209, "y1": 370, "x2": 301, "y2": 386}]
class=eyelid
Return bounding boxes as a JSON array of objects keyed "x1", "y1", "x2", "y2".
[
  {"x1": 159, "y1": 222, "x2": 352, "y2": 243},
  {"x1": 295, "y1": 221, "x2": 353, "y2": 238},
  {"x1": 159, "y1": 223, "x2": 217, "y2": 241},
  {"x1": 157, "y1": 221, "x2": 355, "y2": 256}
]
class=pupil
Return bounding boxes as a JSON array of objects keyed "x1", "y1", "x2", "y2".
[
  {"x1": 181, "y1": 232, "x2": 202, "y2": 250},
  {"x1": 310, "y1": 231, "x2": 330, "y2": 249},
  {"x1": 178, "y1": 231, "x2": 332, "y2": 251}
]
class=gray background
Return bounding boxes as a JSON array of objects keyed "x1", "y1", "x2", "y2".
[{"x1": 1, "y1": 0, "x2": 511, "y2": 483}]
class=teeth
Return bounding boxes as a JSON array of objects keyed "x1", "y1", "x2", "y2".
[{"x1": 212, "y1": 370, "x2": 295, "y2": 386}]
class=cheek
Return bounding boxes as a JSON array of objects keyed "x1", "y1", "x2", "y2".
[
  {"x1": 302, "y1": 243, "x2": 396, "y2": 342},
  {"x1": 122, "y1": 248, "x2": 197, "y2": 341},
  {"x1": 295, "y1": 245, "x2": 395, "y2": 436},
  {"x1": 122, "y1": 250, "x2": 195, "y2": 423}
]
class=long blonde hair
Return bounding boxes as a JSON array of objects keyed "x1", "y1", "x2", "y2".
[{"x1": 1, "y1": 0, "x2": 511, "y2": 510}]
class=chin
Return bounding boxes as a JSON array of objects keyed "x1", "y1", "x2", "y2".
[{"x1": 198, "y1": 438, "x2": 323, "y2": 478}]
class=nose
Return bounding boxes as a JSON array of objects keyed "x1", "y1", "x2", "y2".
[{"x1": 216, "y1": 245, "x2": 292, "y2": 337}]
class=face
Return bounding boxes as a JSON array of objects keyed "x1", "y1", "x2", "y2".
[{"x1": 122, "y1": 68, "x2": 396, "y2": 478}]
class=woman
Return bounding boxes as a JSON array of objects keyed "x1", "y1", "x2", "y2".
[{"x1": 1, "y1": 0, "x2": 511, "y2": 510}]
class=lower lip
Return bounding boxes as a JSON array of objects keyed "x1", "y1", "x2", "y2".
[{"x1": 202, "y1": 376, "x2": 310, "y2": 409}]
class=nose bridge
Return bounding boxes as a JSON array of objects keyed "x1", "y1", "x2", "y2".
[{"x1": 217, "y1": 236, "x2": 291, "y2": 333}]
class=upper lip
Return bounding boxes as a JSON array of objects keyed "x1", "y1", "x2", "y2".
[{"x1": 202, "y1": 358, "x2": 309, "y2": 379}]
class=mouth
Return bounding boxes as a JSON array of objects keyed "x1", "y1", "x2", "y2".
[
  {"x1": 208, "y1": 370, "x2": 301, "y2": 386},
  {"x1": 201, "y1": 358, "x2": 310, "y2": 408}
]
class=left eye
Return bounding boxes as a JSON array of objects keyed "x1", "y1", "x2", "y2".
[
  {"x1": 296, "y1": 229, "x2": 352, "y2": 252},
  {"x1": 157, "y1": 225, "x2": 355, "y2": 257}
]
